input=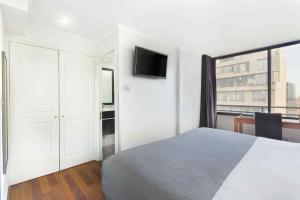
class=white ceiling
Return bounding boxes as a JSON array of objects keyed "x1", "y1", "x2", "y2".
[{"x1": 8, "y1": 0, "x2": 300, "y2": 56}]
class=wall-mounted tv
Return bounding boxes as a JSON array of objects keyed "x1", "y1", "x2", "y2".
[{"x1": 133, "y1": 46, "x2": 168, "y2": 78}]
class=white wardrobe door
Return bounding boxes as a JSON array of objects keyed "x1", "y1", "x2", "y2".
[
  {"x1": 59, "y1": 52, "x2": 95, "y2": 170},
  {"x1": 10, "y1": 43, "x2": 60, "y2": 185}
]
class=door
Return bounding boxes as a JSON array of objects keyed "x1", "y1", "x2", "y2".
[
  {"x1": 10, "y1": 43, "x2": 59, "y2": 184},
  {"x1": 59, "y1": 52, "x2": 95, "y2": 170}
]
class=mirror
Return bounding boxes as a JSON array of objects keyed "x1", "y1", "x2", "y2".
[{"x1": 102, "y1": 68, "x2": 114, "y2": 105}]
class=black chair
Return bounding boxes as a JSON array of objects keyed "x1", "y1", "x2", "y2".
[{"x1": 255, "y1": 112, "x2": 282, "y2": 140}]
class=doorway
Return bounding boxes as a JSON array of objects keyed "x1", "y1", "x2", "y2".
[{"x1": 97, "y1": 52, "x2": 118, "y2": 160}]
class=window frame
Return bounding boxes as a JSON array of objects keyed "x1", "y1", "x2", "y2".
[{"x1": 214, "y1": 40, "x2": 300, "y2": 119}]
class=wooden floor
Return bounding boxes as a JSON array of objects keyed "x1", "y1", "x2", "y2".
[{"x1": 9, "y1": 161, "x2": 104, "y2": 200}]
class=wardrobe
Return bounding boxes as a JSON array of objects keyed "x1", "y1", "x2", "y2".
[{"x1": 9, "y1": 42, "x2": 96, "y2": 185}]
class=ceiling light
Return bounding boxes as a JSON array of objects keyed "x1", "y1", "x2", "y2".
[{"x1": 58, "y1": 17, "x2": 72, "y2": 26}]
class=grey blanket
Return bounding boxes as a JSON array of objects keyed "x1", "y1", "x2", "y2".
[{"x1": 102, "y1": 128, "x2": 256, "y2": 200}]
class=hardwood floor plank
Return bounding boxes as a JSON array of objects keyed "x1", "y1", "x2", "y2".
[
  {"x1": 64, "y1": 174, "x2": 87, "y2": 200},
  {"x1": 91, "y1": 168, "x2": 101, "y2": 179},
  {"x1": 46, "y1": 174, "x2": 57, "y2": 186},
  {"x1": 41, "y1": 192, "x2": 56, "y2": 200},
  {"x1": 70, "y1": 168, "x2": 95, "y2": 199},
  {"x1": 9, "y1": 185, "x2": 22, "y2": 200},
  {"x1": 31, "y1": 179, "x2": 43, "y2": 200},
  {"x1": 70, "y1": 167, "x2": 101, "y2": 200},
  {"x1": 54, "y1": 170, "x2": 76, "y2": 200},
  {"x1": 86, "y1": 169, "x2": 100, "y2": 184},
  {"x1": 39, "y1": 176, "x2": 51, "y2": 195},
  {"x1": 21, "y1": 182, "x2": 33, "y2": 200},
  {"x1": 78, "y1": 169, "x2": 94, "y2": 185},
  {"x1": 9, "y1": 161, "x2": 103, "y2": 200}
]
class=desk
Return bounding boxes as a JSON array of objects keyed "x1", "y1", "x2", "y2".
[{"x1": 234, "y1": 116, "x2": 300, "y2": 133}]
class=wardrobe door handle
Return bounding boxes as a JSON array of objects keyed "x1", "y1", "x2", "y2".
[
  {"x1": 61, "y1": 115, "x2": 65, "y2": 118},
  {"x1": 54, "y1": 116, "x2": 58, "y2": 119}
]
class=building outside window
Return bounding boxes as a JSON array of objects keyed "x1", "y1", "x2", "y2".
[
  {"x1": 216, "y1": 47, "x2": 300, "y2": 118},
  {"x1": 271, "y1": 45, "x2": 300, "y2": 117},
  {"x1": 217, "y1": 45, "x2": 300, "y2": 118}
]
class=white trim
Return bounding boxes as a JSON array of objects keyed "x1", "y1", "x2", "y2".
[
  {"x1": 114, "y1": 30, "x2": 120, "y2": 153},
  {"x1": 176, "y1": 47, "x2": 181, "y2": 135},
  {"x1": 94, "y1": 57, "x2": 101, "y2": 161},
  {"x1": 95, "y1": 64, "x2": 103, "y2": 160}
]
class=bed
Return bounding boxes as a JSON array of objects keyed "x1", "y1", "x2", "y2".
[{"x1": 102, "y1": 128, "x2": 300, "y2": 200}]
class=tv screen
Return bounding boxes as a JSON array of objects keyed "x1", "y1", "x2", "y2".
[{"x1": 133, "y1": 46, "x2": 168, "y2": 78}]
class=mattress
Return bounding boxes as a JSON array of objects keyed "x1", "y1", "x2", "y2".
[{"x1": 102, "y1": 128, "x2": 300, "y2": 200}]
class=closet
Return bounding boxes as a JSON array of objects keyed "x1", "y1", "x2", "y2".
[{"x1": 10, "y1": 42, "x2": 95, "y2": 184}]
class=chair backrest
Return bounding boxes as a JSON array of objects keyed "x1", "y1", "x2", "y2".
[{"x1": 255, "y1": 112, "x2": 282, "y2": 140}]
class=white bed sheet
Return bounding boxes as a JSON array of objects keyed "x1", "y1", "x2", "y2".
[{"x1": 213, "y1": 137, "x2": 300, "y2": 200}]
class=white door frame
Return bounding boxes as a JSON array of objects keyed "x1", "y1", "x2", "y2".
[
  {"x1": 96, "y1": 50, "x2": 119, "y2": 159},
  {"x1": 95, "y1": 57, "x2": 102, "y2": 160}
]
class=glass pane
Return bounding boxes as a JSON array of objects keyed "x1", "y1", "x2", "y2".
[
  {"x1": 216, "y1": 51, "x2": 268, "y2": 114},
  {"x1": 102, "y1": 69, "x2": 114, "y2": 104},
  {"x1": 271, "y1": 45, "x2": 300, "y2": 118}
]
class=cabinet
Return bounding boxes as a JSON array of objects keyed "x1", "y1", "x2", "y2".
[{"x1": 10, "y1": 43, "x2": 95, "y2": 184}]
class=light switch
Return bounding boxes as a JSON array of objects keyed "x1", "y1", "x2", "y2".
[{"x1": 123, "y1": 85, "x2": 131, "y2": 91}]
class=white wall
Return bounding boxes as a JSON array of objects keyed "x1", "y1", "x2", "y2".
[
  {"x1": 118, "y1": 27, "x2": 178, "y2": 150},
  {"x1": 179, "y1": 48, "x2": 202, "y2": 133}
]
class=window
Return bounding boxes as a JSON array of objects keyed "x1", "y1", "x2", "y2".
[
  {"x1": 216, "y1": 51, "x2": 268, "y2": 114},
  {"x1": 216, "y1": 42, "x2": 300, "y2": 119},
  {"x1": 253, "y1": 91, "x2": 267, "y2": 102},
  {"x1": 228, "y1": 91, "x2": 245, "y2": 101},
  {"x1": 254, "y1": 73, "x2": 268, "y2": 85},
  {"x1": 217, "y1": 92, "x2": 227, "y2": 101},
  {"x1": 237, "y1": 62, "x2": 250, "y2": 73},
  {"x1": 217, "y1": 62, "x2": 249, "y2": 75},
  {"x1": 247, "y1": 74, "x2": 267, "y2": 86},
  {"x1": 217, "y1": 78, "x2": 234, "y2": 88},
  {"x1": 235, "y1": 76, "x2": 248, "y2": 86},
  {"x1": 271, "y1": 46, "x2": 300, "y2": 118},
  {"x1": 257, "y1": 58, "x2": 267, "y2": 71},
  {"x1": 217, "y1": 91, "x2": 245, "y2": 102}
]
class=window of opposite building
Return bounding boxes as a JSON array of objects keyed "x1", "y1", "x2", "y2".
[{"x1": 257, "y1": 58, "x2": 267, "y2": 71}]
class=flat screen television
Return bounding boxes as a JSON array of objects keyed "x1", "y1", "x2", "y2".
[{"x1": 133, "y1": 46, "x2": 168, "y2": 78}]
